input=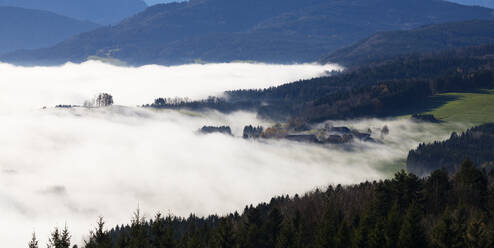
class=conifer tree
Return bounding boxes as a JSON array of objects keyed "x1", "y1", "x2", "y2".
[
  {"x1": 47, "y1": 226, "x2": 71, "y2": 248},
  {"x1": 353, "y1": 211, "x2": 373, "y2": 248},
  {"x1": 28, "y1": 232, "x2": 38, "y2": 248},
  {"x1": 398, "y1": 203, "x2": 427, "y2": 248},
  {"x1": 129, "y1": 208, "x2": 150, "y2": 248},
  {"x1": 465, "y1": 215, "x2": 493, "y2": 248},
  {"x1": 265, "y1": 208, "x2": 283, "y2": 247},
  {"x1": 85, "y1": 217, "x2": 111, "y2": 248},
  {"x1": 150, "y1": 213, "x2": 175, "y2": 248},
  {"x1": 275, "y1": 220, "x2": 296, "y2": 248},
  {"x1": 431, "y1": 209, "x2": 456, "y2": 248},
  {"x1": 384, "y1": 202, "x2": 401, "y2": 248},
  {"x1": 213, "y1": 218, "x2": 235, "y2": 248},
  {"x1": 334, "y1": 220, "x2": 351, "y2": 248},
  {"x1": 455, "y1": 159, "x2": 488, "y2": 209},
  {"x1": 315, "y1": 204, "x2": 337, "y2": 248},
  {"x1": 369, "y1": 220, "x2": 386, "y2": 248}
]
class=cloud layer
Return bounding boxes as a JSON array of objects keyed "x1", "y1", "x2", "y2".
[{"x1": 0, "y1": 61, "x2": 455, "y2": 247}]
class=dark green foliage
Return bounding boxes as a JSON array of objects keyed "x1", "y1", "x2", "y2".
[
  {"x1": 47, "y1": 226, "x2": 71, "y2": 248},
  {"x1": 84, "y1": 217, "x2": 112, "y2": 248},
  {"x1": 465, "y1": 214, "x2": 493, "y2": 248},
  {"x1": 398, "y1": 202, "x2": 428, "y2": 248},
  {"x1": 145, "y1": 44, "x2": 494, "y2": 124},
  {"x1": 353, "y1": 210, "x2": 374, "y2": 248},
  {"x1": 212, "y1": 219, "x2": 235, "y2": 248},
  {"x1": 384, "y1": 203, "x2": 401, "y2": 248},
  {"x1": 368, "y1": 220, "x2": 386, "y2": 248},
  {"x1": 455, "y1": 160, "x2": 488, "y2": 209},
  {"x1": 424, "y1": 169, "x2": 451, "y2": 215},
  {"x1": 150, "y1": 214, "x2": 176, "y2": 248},
  {"x1": 431, "y1": 208, "x2": 466, "y2": 248},
  {"x1": 335, "y1": 220, "x2": 351, "y2": 248},
  {"x1": 314, "y1": 205, "x2": 337, "y2": 248},
  {"x1": 408, "y1": 124, "x2": 494, "y2": 176},
  {"x1": 35, "y1": 163, "x2": 494, "y2": 248}
]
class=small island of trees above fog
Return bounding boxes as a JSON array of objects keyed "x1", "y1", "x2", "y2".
[
  {"x1": 54, "y1": 93, "x2": 114, "y2": 109},
  {"x1": 199, "y1": 121, "x2": 386, "y2": 145}
]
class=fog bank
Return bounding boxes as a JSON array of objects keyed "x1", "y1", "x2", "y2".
[{"x1": 0, "y1": 62, "x2": 456, "y2": 247}]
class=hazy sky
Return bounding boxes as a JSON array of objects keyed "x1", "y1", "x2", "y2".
[{"x1": 0, "y1": 61, "x2": 461, "y2": 247}]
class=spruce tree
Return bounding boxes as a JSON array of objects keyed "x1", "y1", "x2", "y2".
[
  {"x1": 213, "y1": 218, "x2": 236, "y2": 248},
  {"x1": 85, "y1": 217, "x2": 112, "y2": 248},
  {"x1": 47, "y1": 226, "x2": 71, "y2": 248},
  {"x1": 315, "y1": 204, "x2": 337, "y2": 248},
  {"x1": 431, "y1": 209, "x2": 455, "y2": 248},
  {"x1": 353, "y1": 211, "x2": 373, "y2": 248},
  {"x1": 151, "y1": 213, "x2": 176, "y2": 248},
  {"x1": 384, "y1": 202, "x2": 401, "y2": 248},
  {"x1": 465, "y1": 215, "x2": 493, "y2": 248},
  {"x1": 369, "y1": 220, "x2": 386, "y2": 248},
  {"x1": 129, "y1": 208, "x2": 150, "y2": 248},
  {"x1": 334, "y1": 220, "x2": 351, "y2": 248},
  {"x1": 398, "y1": 203, "x2": 428, "y2": 248},
  {"x1": 264, "y1": 208, "x2": 283, "y2": 247},
  {"x1": 28, "y1": 232, "x2": 38, "y2": 248},
  {"x1": 275, "y1": 220, "x2": 296, "y2": 248}
]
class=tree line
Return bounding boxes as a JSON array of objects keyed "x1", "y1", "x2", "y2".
[
  {"x1": 30, "y1": 159, "x2": 494, "y2": 248},
  {"x1": 144, "y1": 44, "x2": 494, "y2": 122},
  {"x1": 407, "y1": 123, "x2": 494, "y2": 176}
]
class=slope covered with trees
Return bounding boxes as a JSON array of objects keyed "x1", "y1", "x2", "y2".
[
  {"x1": 0, "y1": 0, "x2": 147, "y2": 24},
  {"x1": 33, "y1": 161, "x2": 494, "y2": 248},
  {"x1": 2, "y1": 0, "x2": 494, "y2": 65},
  {"x1": 146, "y1": 45, "x2": 494, "y2": 122},
  {"x1": 407, "y1": 123, "x2": 494, "y2": 176},
  {"x1": 320, "y1": 20, "x2": 494, "y2": 67}
]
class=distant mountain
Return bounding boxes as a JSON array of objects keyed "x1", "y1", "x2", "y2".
[
  {"x1": 321, "y1": 20, "x2": 494, "y2": 67},
  {"x1": 447, "y1": 0, "x2": 494, "y2": 9},
  {"x1": 0, "y1": 7, "x2": 99, "y2": 55},
  {"x1": 0, "y1": 0, "x2": 147, "y2": 24},
  {"x1": 2, "y1": 0, "x2": 494, "y2": 66}
]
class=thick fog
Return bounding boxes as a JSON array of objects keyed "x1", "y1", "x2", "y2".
[{"x1": 0, "y1": 61, "x2": 457, "y2": 247}]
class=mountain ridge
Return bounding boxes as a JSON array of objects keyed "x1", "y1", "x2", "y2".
[
  {"x1": 3, "y1": 0, "x2": 494, "y2": 66},
  {"x1": 0, "y1": 6, "x2": 100, "y2": 55},
  {"x1": 0, "y1": 0, "x2": 147, "y2": 24},
  {"x1": 320, "y1": 20, "x2": 494, "y2": 67}
]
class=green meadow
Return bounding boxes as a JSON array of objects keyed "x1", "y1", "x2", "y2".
[{"x1": 424, "y1": 90, "x2": 494, "y2": 125}]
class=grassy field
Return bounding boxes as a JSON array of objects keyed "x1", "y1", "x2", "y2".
[{"x1": 422, "y1": 90, "x2": 494, "y2": 125}]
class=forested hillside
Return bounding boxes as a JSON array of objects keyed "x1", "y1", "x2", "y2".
[
  {"x1": 407, "y1": 123, "x2": 494, "y2": 176},
  {"x1": 146, "y1": 45, "x2": 494, "y2": 122},
  {"x1": 3, "y1": 0, "x2": 494, "y2": 65},
  {"x1": 37, "y1": 161, "x2": 494, "y2": 248},
  {"x1": 320, "y1": 20, "x2": 494, "y2": 67},
  {"x1": 0, "y1": 7, "x2": 99, "y2": 54}
]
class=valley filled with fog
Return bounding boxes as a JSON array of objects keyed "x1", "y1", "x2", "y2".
[{"x1": 0, "y1": 62, "x2": 460, "y2": 247}]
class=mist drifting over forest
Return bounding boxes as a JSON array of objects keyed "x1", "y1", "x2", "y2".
[{"x1": 0, "y1": 62, "x2": 458, "y2": 247}]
